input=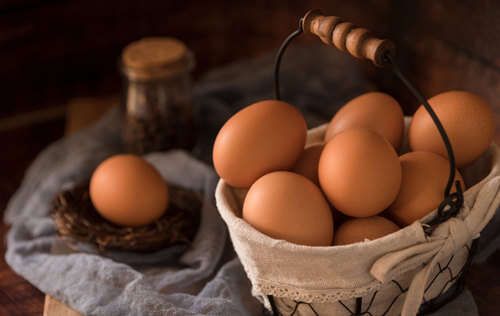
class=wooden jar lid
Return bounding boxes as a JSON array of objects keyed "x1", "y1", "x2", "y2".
[{"x1": 122, "y1": 37, "x2": 193, "y2": 80}]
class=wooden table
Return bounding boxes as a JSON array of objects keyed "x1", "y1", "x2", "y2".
[{"x1": 0, "y1": 221, "x2": 45, "y2": 316}]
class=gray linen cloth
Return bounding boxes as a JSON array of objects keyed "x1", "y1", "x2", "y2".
[{"x1": 4, "y1": 45, "x2": 497, "y2": 315}]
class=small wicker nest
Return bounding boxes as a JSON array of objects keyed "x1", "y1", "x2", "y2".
[{"x1": 52, "y1": 183, "x2": 201, "y2": 252}]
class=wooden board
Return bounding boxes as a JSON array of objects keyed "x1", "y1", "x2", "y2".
[{"x1": 43, "y1": 296, "x2": 80, "y2": 316}]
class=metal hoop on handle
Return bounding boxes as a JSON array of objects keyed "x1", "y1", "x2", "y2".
[
  {"x1": 273, "y1": 9, "x2": 463, "y2": 233},
  {"x1": 274, "y1": 20, "x2": 303, "y2": 100},
  {"x1": 269, "y1": 12, "x2": 470, "y2": 316}
]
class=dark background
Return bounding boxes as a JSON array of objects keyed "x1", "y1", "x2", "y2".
[{"x1": 0, "y1": 1, "x2": 499, "y2": 315}]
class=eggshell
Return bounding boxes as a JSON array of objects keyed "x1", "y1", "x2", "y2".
[
  {"x1": 333, "y1": 216, "x2": 399, "y2": 245},
  {"x1": 243, "y1": 171, "x2": 334, "y2": 246},
  {"x1": 90, "y1": 154, "x2": 169, "y2": 227},
  {"x1": 409, "y1": 90, "x2": 495, "y2": 167},
  {"x1": 213, "y1": 100, "x2": 307, "y2": 188},
  {"x1": 387, "y1": 151, "x2": 464, "y2": 226},
  {"x1": 291, "y1": 144, "x2": 323, "y2": 185},
  {"x1": 325, "y1": 92, "x2": 404, "y2": 149},
  {"x1": 319, "y1": 129, "x2": 402, "y2": 217}
]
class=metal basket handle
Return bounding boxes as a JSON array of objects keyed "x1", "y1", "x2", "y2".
[{"x1": 273, "y1": 9, "x2": 464, "y2": 234}]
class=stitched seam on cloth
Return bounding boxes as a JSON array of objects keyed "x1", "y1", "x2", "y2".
[{"x1": 251, "y1": 277, "x2": 384, "y2": 303}]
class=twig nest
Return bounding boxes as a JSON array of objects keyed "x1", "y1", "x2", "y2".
[{"x1": 52, "y1": 183, "x2": 201, "y2": 252}]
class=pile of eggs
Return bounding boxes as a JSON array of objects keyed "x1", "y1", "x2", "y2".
[{"x1": 213, "y1": 91, "x2": 495, "y2": 246}]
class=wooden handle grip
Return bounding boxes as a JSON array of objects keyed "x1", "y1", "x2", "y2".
[{"x1": 302, "y1": 10, "x2": 395, "y2": 66}]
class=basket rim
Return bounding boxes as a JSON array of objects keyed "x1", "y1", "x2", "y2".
[{"x1": 216, "y1": 178, "x2": 427, "y2": 254}]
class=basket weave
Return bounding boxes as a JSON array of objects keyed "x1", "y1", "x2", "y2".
[{"x1": 52, "y1": 183, "x2": 201, "y2": 252}]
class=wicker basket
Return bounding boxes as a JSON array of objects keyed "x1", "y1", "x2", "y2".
[
  {"x1": 216, "y1": 123, "x2": 500, "y2": 316},
  {"x1": 215, "y1": 9, "x2": 500, "y2": 316}
]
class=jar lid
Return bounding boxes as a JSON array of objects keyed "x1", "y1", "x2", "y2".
[{"x1": 121, "y1": 37, "x2": 194, "y2": 80}]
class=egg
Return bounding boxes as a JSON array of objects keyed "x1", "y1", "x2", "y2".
[
  {"x1": 386, "y1": 151, "x2": 464, "y2": 226},
  {"x1": 325, "y1": 92, "x2": 404, "y2": 149},
  {"x1": 243, "y1": 171, "x2": 333, "y2": 246},
  {"x1": 89, "y1": 154, "x2": 169, "y2": 227},
  {"x1": 319, "y1": 129, "x2": 401, "y2": 217},
  {"x1": 292, "y1": 144, "x2": 323, "y2": 185},
  {"x1": 333, "y1": 216, "x2": 399, "y2": 245},
  {"x1": 409, "y1": 90, "x2": 495, "y2": 167},
  {"x1": 213, "y1": 100, "x2": 307, "y2": 188}
]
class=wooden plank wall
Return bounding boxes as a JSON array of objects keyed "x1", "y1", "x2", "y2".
[
  {"x1": 0, "y1": 0, "x2": 497, "y2": 119},
  {"x1": 0, "y1": 0, "x2": 387, "y2": 118},
  {"x1": 375, "y1": 1, "x2": 499, "y2": 114}
]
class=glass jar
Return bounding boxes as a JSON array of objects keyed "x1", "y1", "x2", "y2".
[{"x1": 121, "y1": 37, "x2": 195, "y2": 154}]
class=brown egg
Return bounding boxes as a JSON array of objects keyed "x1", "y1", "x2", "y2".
[
  {"x1": 334, "y1": 216, "x2": 399, "y2": 245},
  {"x1": 213, "y1": 100, "x2": 307, "y2": 188},
  {"x1": 292, "y1": 145, "x2": 323, "y2": 185},
  {"x1": 325, "y1": 92, "x2": 404, "y2": 149},
  {"x1": 243, "y1": 171, "x2": 333, "y2": 246},
  {"x1": 387, "y1": 151, "x2": 464, "y2": 226},
  {"x1": 319, "y1": 129, "x2": 401, "y2": 217},
  {"x1": 409, "y1": 91, "x2": 495, "y2": 167},
  {"x1": 90, "y1": 154, "x2": 169, "y2": 227}
]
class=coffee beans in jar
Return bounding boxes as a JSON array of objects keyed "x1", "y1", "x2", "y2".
[{"x1": 121, "y1": 37, "x2": 195, "y2": 154}]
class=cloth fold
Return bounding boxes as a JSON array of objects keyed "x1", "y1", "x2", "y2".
[{"x1": 370, "y1": 157, "x2": 500, "y2": 316}]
